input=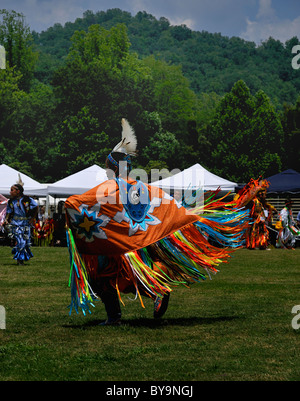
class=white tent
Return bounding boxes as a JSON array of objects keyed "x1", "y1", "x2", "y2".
[
  {"x1": 0, "y1": 164, "x2": 48, "y2": 197},
  {"x1": 150, "y1": 163, "x2": 237, "y2": 192},
  {"x1": 47, "y1": 164, "x2": 108, "y2": 197}
]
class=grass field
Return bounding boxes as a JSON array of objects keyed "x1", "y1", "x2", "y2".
[{"x1": 0, "y1": 245, "x2": 300, "y2": 381}]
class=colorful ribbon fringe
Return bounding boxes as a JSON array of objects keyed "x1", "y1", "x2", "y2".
[
  {"x1": 66, "y1": 227, "x2": 98, "y2": 315},
  {"x1": 66, "y1": 210, "x2": 249, "y2": 315}
]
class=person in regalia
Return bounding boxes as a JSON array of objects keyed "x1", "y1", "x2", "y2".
[
  {"x1": 4, "y1": 182, "x2": 38, "y2": 264},
  {"x1": 64, "y1": 119, "x2": 251, "y2": 325},
  {"x1": 243, "y1": 182, "x2": 277, "y2": 250}
]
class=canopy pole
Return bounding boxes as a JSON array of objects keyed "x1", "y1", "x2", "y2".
[{"x1": 45, "y1": 194, "x2": 50, "y2": 219}]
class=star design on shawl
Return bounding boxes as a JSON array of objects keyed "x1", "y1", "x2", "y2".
[
  {"x1": 114, "y1": 196, "x2": 162, "y2": 236},
  {"x1": 67, "y1": 204, "x2": 110, "y2": 242}
]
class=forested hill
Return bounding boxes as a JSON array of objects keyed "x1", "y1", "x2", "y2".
[
  {"x1": 32, "y1": 8, "x2": 300, "y2": 108},
  {"x1": 1, "y1": 8, "x2": 299, "y2": 183}
]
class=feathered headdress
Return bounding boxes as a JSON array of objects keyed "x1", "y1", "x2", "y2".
[
  {"x1": 11, "y1": 174, "x2": 24, "y2": 194},
  {"x1": 258, "y1": 179, "x2": 269, "y2": 190},
  {"x1": 112, "y1": 118, "x2": 137, "y2": 156}
]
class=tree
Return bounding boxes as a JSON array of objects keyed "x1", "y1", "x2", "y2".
[
  {"x1": 0, "y1": 9, "x2": 38, "y2": 90},
  {"x1": 142, "y1": 130, "x2": 180, "y2": 169},
  {"x1": 207, "y1": 80, "x2": 284, "y2": 182},
  {"x1": 143, "y1": 56, "x2": 198, "y2": 126},
  {"x1": 33, "y1": 9, "x2": 300, "y2": 107},
  {"x1": 0, "y1": 66, "x2": 25, "y2": 151},
  {"x1": 55, "y1": 106, "x2": 110, "y2": 177},
  {"x1": 12, "y1": 82, "x2": 58, "y2": 180},
  {"x1": 281, "y1": 97, "x2": 300, "y2": 171},
  {"x1": 52, "y1": 23, "x2": 155, "y2": 153}
]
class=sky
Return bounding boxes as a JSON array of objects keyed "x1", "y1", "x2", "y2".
[{"x1": 1, "y1": 0, "x2": 300, "y2": 44}]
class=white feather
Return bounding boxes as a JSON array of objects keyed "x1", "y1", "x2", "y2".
[
  {"x1": 112, "y1": 118, "x2": 137, "y2": 156},
  {"x1": 17, "y1": 173, "x2": 24, "y2": 187}
]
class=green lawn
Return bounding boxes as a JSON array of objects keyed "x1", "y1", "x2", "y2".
[{"x1": 0, "y1": 245, "x2": 299, "y2": 381}]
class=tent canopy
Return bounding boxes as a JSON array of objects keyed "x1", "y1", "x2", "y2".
[
  {"x1": 266, "y1": 169, "x2": 300, "y2": 194},
  {"x1": 47, "y1": 164, "x2": 108, "y2": 197},
  {"x1": 0, "y1": 164, "x2": 47, "y2": 197},
  {"x1": 150, "y1": 163, "x2": 237, "y2": 192}
]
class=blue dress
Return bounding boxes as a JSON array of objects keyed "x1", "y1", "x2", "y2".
[{"x1": 6, "y1": 196, "x2": 38, "y2": 262}]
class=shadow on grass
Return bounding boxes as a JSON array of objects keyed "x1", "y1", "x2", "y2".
[{"x1": 63, "y1": 315, "x2": 241, "y2": 329}]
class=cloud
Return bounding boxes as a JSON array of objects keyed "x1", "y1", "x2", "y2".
[
  {"x1": 241, "y1": 0, "x2": 300, "y2": 44},
  {"x1": 32, "y1": 0, "x2": 86, "y2": 30},
  {"x1": 128, "y1": 0, "x2": 251, "y2": 36},
  {"x1": 1, "y1": 0, "x2": 87, "y2": 31},
  {"x1": 3, "y1": 0, "x2": 299, "y2": 43},
  {"x1": 256, "y1": 0, "x2": 276, "y2": 20},
  {"x1": 167, "y1": 17, "x2": 196, "y2": 30}
]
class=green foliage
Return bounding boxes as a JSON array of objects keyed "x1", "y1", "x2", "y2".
[
  {"x1": 142, "y1": 131, "x2": 180, "y2": 169},
  {"x1": 142, "y1": 160, "x2": 169, "y2": 177},
  {"x1": 14, "y1": 82, "x2": 56, "y2": 142},
  {"x1": 0, "y1": 8, "x2": 299, "y2": 183},
  {"x1": 0, "y1": 67, "x2": 25, "y2": 142},
  {"x1": 10, "y1": 139, "x2": 40, "y2": 175},
  {"x1": 0, "y1": 76, "x2": 58, "y2": 179},
  {"x1": 55, "y1": 106, "x2": 109, "y2": 175},
  {"x1": 32, "y1": 9, "x2": 300, "y2": 107},
  {"x1": 207, "y1": 80, "x2": 284, "y2": 182},
  {"x1": 52, "y1": 23, "x2": 155, "y2": 151},
  {"x1": 68, "y1": 23, "x2": 130, "y2": 66},
  {"x1": 281, "y1": 96, "x2": 300, "y2": 171},
  {"x1": 0, "y1": 9, "x2": 38, "y2": 90},
  {"x1": 143, "y1": 56, "x2": 199, "y2": 133}
]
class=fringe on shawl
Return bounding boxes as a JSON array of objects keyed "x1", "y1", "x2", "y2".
[
  {"x1": 66, "y1": 227, "x2": 98, "y2": 315},
  {"x1": 66, "y1": 209, "x2": 249, "y2": 314}
]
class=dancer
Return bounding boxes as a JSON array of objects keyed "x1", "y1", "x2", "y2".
[
  {"x1": 241, "y1": 180, "x2": 277, "y2": 250},
  {"x1": 276, "y1": 198, "x2": 300, "y2": 249},
  {"x1": 4, "y1": 182, "x2": 38, "y2": 264},
  {"x1": 64, "y1": 119, "x2": 251, "y2": 324},
  {"x1": 190, "y1": 177, "x2": 277, "y2": 250}
]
